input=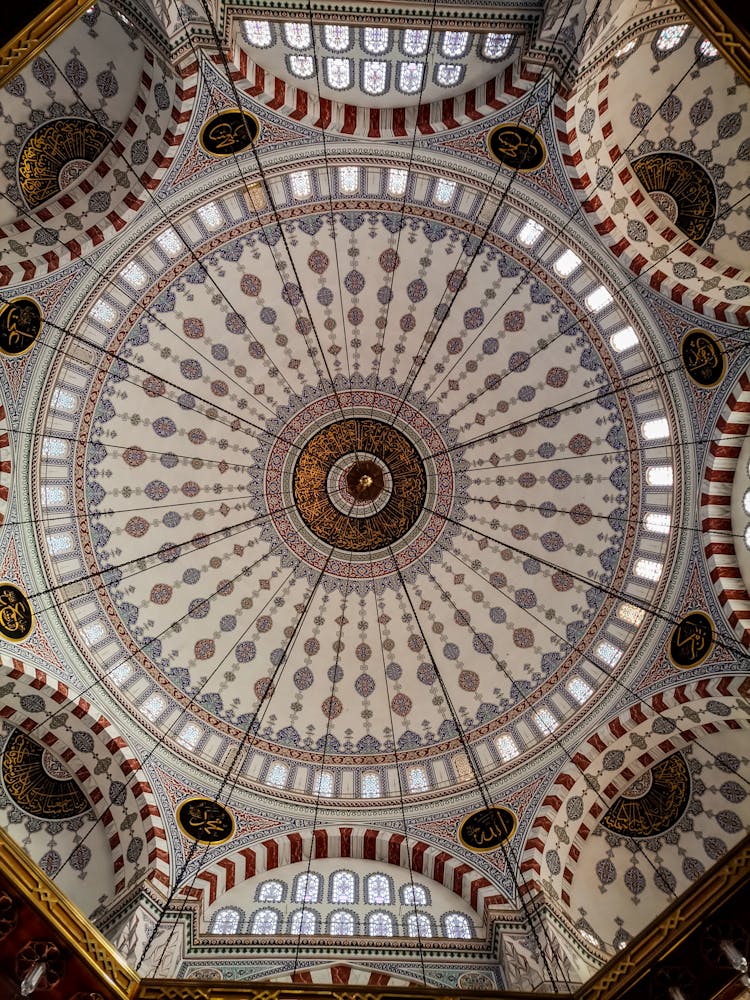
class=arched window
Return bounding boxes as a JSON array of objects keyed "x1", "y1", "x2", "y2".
[
  {"x1": 367, "y1": 911, "x2": 395, "y2": 936},
  {"x1": 443, "y1": 913, "x2": 472, "y2": 938},
  {"x1": 365, "y1": 873, "x2": 392, "y2": 904},
  {"x1": 329, "y1": 910, "x2": 355, "y2": 935},
  {"x1": 210, "y1": 907, "x2": 241, "y2": 934},
  {"x1": 401, "y1": 883, "x2": 429, "y2": 906},
  {"x1": 406, "y1": 912, "x2": 433, "y2": 937},
  {"x1": 290, "y1": 909, "x2": 317, "y2": 934},
  {"x1": 257, "y1": 879, "x2": 284, "y2": 902},
  {"x1": 293, "y1": 872, "x2": 321, "y2": 903},
  {"x1": 250, "y1": 908, "x2": 279, "y2": 934},
  {"x1": 330, "y1": 870, "x2": 356, "y2": 903}
]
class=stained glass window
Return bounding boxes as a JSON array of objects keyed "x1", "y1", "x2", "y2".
[
  {"x1": 211, "y1": 908, "x2": 241, "y2": 934},
  {"x1": 324, "y1": 24, "x2": 350, "y2": 52},
  {"x1": 363, "y1": 27, "x2": 389, "y2": 54},
  {"x1": 47, "y1": 532, "x2": 73, "y2": 556},
  {"x1": 436, "y1": 63, "x2": 463, "y2": 86},
  {"x1": 197, "y1": 202, "x2": 223, "y2": 230},
  {"x1": 325, "y1": 57, "x2": 352, "y2": 89},
  {"x1": 444, "y1": 913, "x2": 472, "y2": 938},
  {"x1": 617, "y1": 603, "x2": 646, "y2": 626},
  {"x1": 314, "y1": 769, "x2": 334, "y2": 795},
  {"x1": 284, "y1": 23, "x2": 311, "y2": 49},
  {"x1": 251, "y1": 909, "x2": 279, "y2": 934},
  {"x1": 267, "y1": 762, "x2": 289, "y2": 787},
  {"x1": 518, "y1": 218, "x2": 543, "y2": 246},
  {"x1": 363, "y1": 60, "x2": 387, "y2": 94},
  {"x1": 567, "y1": 676, "x2": 593, "y2": 703},
  {"x1": 82, "y1": 620, "x2": 106, "y2": 644},
  {"x1": 744, "y1": 488, "x2": 750, "y2": 515},
  {"x1": 644, "y1": 511, "x2": 671, "y2": 535},
  {"x1": 42, "y1": 437, "x2": 68, "y2": 458},
  {"x1": 157, "y1": 227, "x2": 182, "y2": 257},
  {"x1": 441, "y1": 31, "x2": 470, "y2": 57},
  {"x1": 610, "y1": 326, "x2": 638, "y2": 353},
  {"x1": 482, "y1": 33, "x2": 512, "y2": 59},
  {"x1": 243, "y1": 20, "x2": 272, "y2": 47},
  {"x1": 121, "y1": 261, "x2": 147, "y2": 288},
  {"x1": 615, "y1": 40, "x2": 636, "y2": 58},
  {"x1": 402, "y1": 30, "x2": 429, "y2": 56},
  {"x1": 288, "y1": 54, "x2": 314, "y2": 77},
  {"x1": 398, "y1": 61, "x2": 424, "y2": 93},
  {"x1": 585, "y1": 285, "x2": 613, "y2": 312},
  {"x1": 646, "y1": 466, "x2": 673, "y2": 487},
  {"x1": 554, "y1": 249, "x2": 581, "y2": 276},
  {"x1": 699, "y1": 38, "x2": 718, "y2": 59},
  {"x1": 294, "y1": 872, "x2": 321, "y2": 903},
  {"x1": 90, "y1": 299, "x2": 117, "y2": 325},
  {"x1": 109, "y1": 662, "x2": 132, "y2": 685},
  {"x1": 655, "y1": 24, "x2": 688, "y2": 52},
  {"x1": 331, "y1": 871, "x2": 355, "y2": 903},
  {"x1": 496, "y1": 733, "x2": 519, "y2": 761},
  {"x1": 361, "y1": 771, "x2": 381, "y2": 796},
  {"x1": 329, "y1": 910, "x2": 355, "y2": 934},
  {"x1": 596, "y1": 641, "x2": 622, "y2": 666},
  {"x1": 406, "y1": 912, "x2": 433, "y2": 937},
  {"x1": 365, "y1": 874, "x2": 392, "y2": 905},
  {"x1": 177, "y1": 723, "x2": 202, "y2": 749},
  {"x1": 141, "y1": 693, "x2": 165, "y2": 721},
  {"x1": 634, "y1": 558, "x2": 663, "y2": 582},
  {"x1": 367, "y1": 911, "x2": 394, "y2": 936},
  {"x1": 258, "y1": 880, "x2": 284, "y2": 902},
  {"x1": 51, "y1": 388, "x2": 78, "y2": 413},
  {"x1": 642, "y1": 417, "x2": 669, "y2": 440},
  {"x1": 535, "y1": 707, "x2": 558, "y2": 735},
  {"x1": 290, "y1": 909, "x2": 317, "y2": 934},
  {"x1": 387, "y1": 168, "x2": 408, "y2": 196},
  {"x1": 407, "y1": 765, "x2": 429, "y2": 792},
  {"x1": 42, "y1": 485, "x2": 67, "y2": 506},
  {"x1": 290, "y1": 171, "x2": 312, "y2": 199},
  {"x1": 434, "y1": 179, "x2": 456, "y2": 205},
  {"x1": 401, "y1": 884, "x2": 428, "y2": 905},
  {"x1": 452, "y1": 752, "x2": 471, "y2": 780}
]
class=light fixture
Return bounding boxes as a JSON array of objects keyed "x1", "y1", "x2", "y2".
[
  {"x1": 20, "y1": 962, "x2": 47, "y2": 997},
  {"x1": 720, "y1": 939, "x2": 748, "y2": 973}
]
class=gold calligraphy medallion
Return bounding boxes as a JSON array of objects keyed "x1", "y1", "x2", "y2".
[
  {"x1": 632, "y1": 152, "x2": 716, "y2": 245},
  {"x1": 680, "y1": 329, "x2": 725, "y2": 388},
  {"x1": 0, "y1": 582, "x2": 34, "y2": 642},
  {"x1": 601, "y1": 753, "x2": 690, "y2": 838},
  {"x1": 488, "y1": 123, "x2": 546, "y2": 171},
  {"x1": 1, "y1": 729, "x2": 89, "y2": 819},
  {"x1": 199, "y1": 110, "x2": 260, "y2": 157},
  {"x1": 176, "y1": 797, "x2": 235, "y2": 845},
  {"x1": 458, "y1": 805, "x2": 517, "y2": 853},
  {"x1": 18, "y1": 118, "x2": 112, "y2": 208},
  {"x1": 293, "y1": 418, "x2": 426, "y2": 551},
  {"x1": 0, "y1": 297, "x2": 43, "y2": 357},
  {"x1": 668, "y1": 610, "x2": 714, "y2": 669}
]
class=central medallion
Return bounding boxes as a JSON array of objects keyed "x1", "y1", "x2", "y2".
[{"x1": 293, "y1": 418, "x2": 426, "y2": 551}]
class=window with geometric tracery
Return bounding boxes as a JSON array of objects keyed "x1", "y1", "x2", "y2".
[
  {"x1": 210, "y1": 908, "x2": 241, "y2": 934},
  {"x1": 443, "y1": 913, "x2": 472, "y2": 938},
  {"x1": 329, "y1": 910, "x2": 355, "y2": 935},
  {"x1": 290, "y1": 909, "x2": 318, "y2": 934},
  {"x1": 405, "y1": 912, "x2": 434, "y2": 937},
  {"x1": 331, "y1": 870, "x2": 356, "y2": 904},
  {"x1": 256, "y1": 879, "x2": 285, "y2": 903},
  {"x1": 294, "y1": 872, "x2": 322, "y2": 903},
  {"x1": 401, "y1": 883, "x2": 429, "y2": 906},
  {"x1": 365, "y1": 873, "x2": 392, "y2": 905},
  {"x1": 367, "y1": 911, "x2": 395, "y2": 936},
  {"x1": 251, "y1": 908, "x2": 280, "y2": 934}
]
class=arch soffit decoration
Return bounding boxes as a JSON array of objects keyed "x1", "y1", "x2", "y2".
[
  {"x1": 521, "y1": 673, "x2": 749, "y2": 904},
  {"x1": 0, "y1": 54, "x2": 196, "y2": 288},
  {"x1": 0, "y1": 653, "x2": 171, "y2": 895},
  {"x1": 183, "y1": 826, "x2": 506, "y2": 919}
]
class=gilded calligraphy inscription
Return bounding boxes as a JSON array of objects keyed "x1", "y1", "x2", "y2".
[
  {"x1": 458, "y1": 806, "x2": 517, "y2": 852},
  {"x1": 632, "y1": 152, "x2": 716, "y2": 245},
  {"x1": 176, "y1": 797, "x2": 235, "y2": 845},
  {"x1": 601, "y1": 753, "x2": 691, "y2": 838},
  {"x1": 199, "y1": 111, "x2": 259, "y2": 157},
  {"x1": 488, "y1": 123, "x2": 546, "y2": 171},
  {"x1": 669, "y1": 611, "x2": 714, "y2": 668},
  {"x1": 680, "y1": 329, "x2": 725, "y2": 388},
  {"x1": 18, "y1": 118, "x2": 112, "y2": 209},
  {"x1": 0, "y1": 296, "x2": 42, "y2": 357},
  {"x1": 1, "y1": 729, "x2": 89, "y2": 819},
  {"x1": 0, "y1": 582, "x2": 34, "y2": 641}
]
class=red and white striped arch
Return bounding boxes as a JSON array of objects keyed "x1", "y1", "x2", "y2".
[
  {"x1": 0, "y1": 653, "x2": 171, "y2": 895},
  {"x1": 183, "y1": 825, "x2": 507, "y2": 918},
  {"x1": 701, "y1": 369, "x2": 750, "y2": 644},
  {"x1": 520, "y1": 674, "x2": 748, "y2": 906}
]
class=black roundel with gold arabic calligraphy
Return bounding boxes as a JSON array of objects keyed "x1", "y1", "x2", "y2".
[
  {"x1": 176, "y1": 797, "x2": 235, "y2": 844},
  {"x1": 1, "y1": 729, "x2": 89, "y2": 820},
  {"x1": 600, "y1": 753, "x2": 691, "y2": 838},
  {"x1": 488, "y1": 123, "x2": 546, "y2": 171},
  {"x1": 459, "y1": 805, "x2": 518, "y2": 852},
  {"x1": 632, "y1": 152, "x2": 716, "y2": 246},
  {"x1": 0, "y1": 297, "x2": 42, "y2": 358},
  {"x1": 18, "y1": 117, "x2": 112, "y2": 209},
  {"x1": 199, "y1": 110, "x2": 260, "y2": 156},
  {"x1": 0, "y1": 582, "x2": 34, "y2": 642}
]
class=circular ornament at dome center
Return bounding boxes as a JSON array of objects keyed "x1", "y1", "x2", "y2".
[{"x1": 293, "y1": 418, "x2": 426, "y2": 551}]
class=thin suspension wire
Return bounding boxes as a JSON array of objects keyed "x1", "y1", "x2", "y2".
[
  {"x1": 437, "y1": 532, "x2": 750, "y2": 789},
  {"x1": 389, "y1": 550, "x2": 571, "y2": 991},
  {"x1": 193, "y1": 0, "x2": 349, "y2": 421},
  {"x1": 139, "y1": 545, "x2": 334, "y2": 972}
]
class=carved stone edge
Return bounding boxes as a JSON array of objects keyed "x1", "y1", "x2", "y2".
[
  {"x1": 135, "y1": 984, "x2": 562, "y2": 999},
  {"x1": 575, "y1": 833, "x2": 750, "y2": 999},
  {"x1": 0, "y1": 0, "x2": 92, "y2": 88},
  {"x1": 0, "y1": 827, "x2": 139, "y2": 999},
  {"x1": 677, "y1": 0, "x2": 750, "y2": 85}
]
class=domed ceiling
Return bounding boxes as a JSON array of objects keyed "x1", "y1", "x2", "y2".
[{"x1": 0, "y1": 0, "x2": 749, "y2": 989}]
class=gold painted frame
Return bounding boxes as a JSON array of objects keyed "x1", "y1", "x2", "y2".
[{"x1": 0, "y1": 0, "x2": 92, "y2": 89}]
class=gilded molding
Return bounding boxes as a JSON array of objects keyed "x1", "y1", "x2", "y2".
[
  {"x1": 677, "y1": 0, "x2": 750, "y2": 85},
  {"x1": 0, "y1": 0, "x2": 92, "y2": 88},
  {"x1": 0, "y1": 827, "x2": 139, "y2": 1000},
  {"x1": 576, "y1": 834, "x2": 750, "y2": 999},
  {"x1": 136, "y1": 985, "x2": 557, "y2": 1000}
]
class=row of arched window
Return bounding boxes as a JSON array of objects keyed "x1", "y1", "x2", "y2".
[
  {"x1": 210, "y1": 906, "x2": 473, "y2": 939},
  {"x1": 251, "y1": 871, "x2": 429, "y2": 906}
]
